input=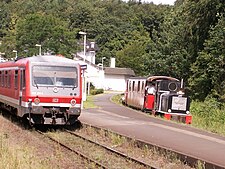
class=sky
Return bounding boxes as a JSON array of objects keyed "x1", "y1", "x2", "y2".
[{"x1": 123, "y1": 0, "x2": 176, "y2": 5}]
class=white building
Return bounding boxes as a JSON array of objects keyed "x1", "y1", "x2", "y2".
[{"x1": 74, "y1": 50, "x2": 135, "y2": 92}]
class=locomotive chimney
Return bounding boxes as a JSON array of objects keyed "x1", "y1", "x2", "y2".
[{"x1": 181, "y1": 79, "x2": 184, "y2": 89}]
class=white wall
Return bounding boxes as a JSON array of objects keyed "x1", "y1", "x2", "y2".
[{"x1": 104, "y1": 74, "x2": 126, "y2": 91}]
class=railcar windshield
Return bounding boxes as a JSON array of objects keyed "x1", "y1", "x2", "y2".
[
  {"x1": 157, "y1": 80, "x2": 181, "y2": 92},
  {"x1": 32, "y1": 66, "x2": 78, "y2": 88}
]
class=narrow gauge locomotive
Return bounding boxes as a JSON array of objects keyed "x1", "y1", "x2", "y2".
[
  {"x1": 123, "y1": 76, "x2": 192, "y2": 124},
  {"x1": 0, "y1": 55, "x2": 82, "y2": 125}
]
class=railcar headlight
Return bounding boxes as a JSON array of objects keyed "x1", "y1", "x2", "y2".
[
  {"x1": 70, "y1": 99, "x2": 76, "y2": 106},
  {"x1": 186, "y1": 111, "x2": 190, "y2": 114},
  {"x1": 168, "y1": 109, "x2": 171, "y2": 113},
  {"x1": 34, "y1": 98, "x2": 40, "y2": 105}
]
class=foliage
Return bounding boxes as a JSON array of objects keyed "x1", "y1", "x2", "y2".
[
  {"x1": 90, "y1": 88, "x2": 104, "y2": 95},
  {"x1": 191, "y1": 97, "x2": 225, "y2": 135},
  {"x1": 0, "y1": 0, "x2": 224, "y2": 102},
  {"x1": 189, "y1": 14, "x2": 225, "y2": 101},
  {"x1": 15, "y1": 13, "x2": 78, "y2": 57}
]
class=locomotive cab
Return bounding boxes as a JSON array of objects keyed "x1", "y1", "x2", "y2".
[
  {"x1": 154, "y1": 79, "x2": 192, "y2": 123},
  {"x1": 124, "y1": 76, "x2": 192, "y2": 124}
]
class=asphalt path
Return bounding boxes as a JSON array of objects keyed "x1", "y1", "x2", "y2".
[{"x1": 79, "y1": 93, "x2": 225, "y2": 168}]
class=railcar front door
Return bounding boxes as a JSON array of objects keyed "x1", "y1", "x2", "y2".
[{"x1": 17, "y1": 68, "x2": 25, "y2": 116}]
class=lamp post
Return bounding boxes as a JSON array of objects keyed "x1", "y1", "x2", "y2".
[
  {"x1": 35, "y1": 44, "x2": 41, "y2": 56},
  {"x1": 12, "y1": 50, "x2": 18, "y2": 60},
  {"x1": 102, "y1": 57, "x2": 106, "y2": 70},
  {"x1": 0, "y1": 52, "x2": 5, "y2": 62},
  {"x1": 0, "y1": 52, "x2": 5, "y2": 56},
  {"x1": 79, "y1": 31, "x2": 87, "y2": 61}
]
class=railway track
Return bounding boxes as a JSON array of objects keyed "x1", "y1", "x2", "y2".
[
  {"x1": 64, "y1": 129, "x2": 156, "y2": 169},
  {"x1": 36, "y1": 130, "x2": 108, "y2": 169},
  {"x1": 80, "y1": 123, "x2": 224, "y2": 169},
  {"x1": 37, "y1": 129, "x2": 157, "y2": 169}
]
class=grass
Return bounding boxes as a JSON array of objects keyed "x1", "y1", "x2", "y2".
[
  {"x1": 83, "y1": 95, "x2": 99, "y2": 109},
  {"x1": 190, "y1": 98, "x2": 225, "y2": 136},
  {"x1": 110, "y1": 93, "x2": 124, "y2": 105},
  {"x1": 0, "y1": 133, "x2": 50, "y2": 169}
]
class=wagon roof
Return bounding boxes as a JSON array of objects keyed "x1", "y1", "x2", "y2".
[
  {"x1": 8, "y1": 55, "x2": 79, "y2": 67},
  {"x1": 147, "y1": 76, "x2": 179, "y2": 82},
  {"x1": 21, "y1": 55, "x2": 75, "y2": 63}
]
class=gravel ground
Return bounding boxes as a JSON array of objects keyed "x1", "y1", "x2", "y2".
[
  {"x1": 74, "y1": 125, "x2": 194, "y2": 169},
  {"x1": 0, "y1": 113, "x2": 194, "y2": 169},
  {"x1": 0, "y1": 114, "x2": 91, "y2": 169}
]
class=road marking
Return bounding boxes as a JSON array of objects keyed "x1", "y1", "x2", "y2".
[
  {"x1": 148, "y1": 122, "x2": 225, "y2": 145},
  {"x1": 97, "y1": 109, "x2": 131, "y2": 119}
]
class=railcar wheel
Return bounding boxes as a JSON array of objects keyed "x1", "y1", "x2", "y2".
[
  {"x1": 21, "y1": 115, "x2": 33, "y2": 129},
  {"x1": 67, "y1": 115, "x2": 79, "y2": 125}
]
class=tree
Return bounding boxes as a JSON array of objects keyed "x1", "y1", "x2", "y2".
[
  {"x1": 15, "y1": 13, "x2": 78, "y2": 58},
  {"x1": 189, "y1": 15, "x2": 225, "y2": 101}
]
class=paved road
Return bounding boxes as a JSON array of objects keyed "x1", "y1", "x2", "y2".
[{"x1": 79, "y1": 93, "x2": 225, "y2": 168}]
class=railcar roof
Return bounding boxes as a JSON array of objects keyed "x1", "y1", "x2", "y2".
[
  {"x1": 128, "y1": 76, "x2": 179, "y2": 82},
  {"x1": 147, "y1": 76, "x2": 179, "y2": 82},
  {"x1": 16, "y1": 55, "x2": 77, "y2": 64}
]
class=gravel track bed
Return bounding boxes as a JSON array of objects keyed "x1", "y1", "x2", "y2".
[
  {"x1": 0, "y1": 113, "x2": 193, "y2": 169},
  {"x1": 0, "y1": 115, "x2": 95, "y2": 169},
  {"x1": 72, "y1": 125, "x2": 193, "y2": 169},
  {"x1": 46, "y1": 131, "x2": 149, "y2": 169}
]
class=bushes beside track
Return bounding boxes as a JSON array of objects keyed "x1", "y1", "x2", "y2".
[
  {"x1": 190, "y1": 98, "x2": 225, "y2": 136},
  {"x1": 90, "y1": 88, "x2": 104, "y2": 95}
]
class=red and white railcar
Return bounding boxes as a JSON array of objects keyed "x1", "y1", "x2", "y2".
[
  {"x1": 123, "y1": 76, "x2": 192, "y2": 124},
  {"x1": 0, "y1": 55, "x2": 82, "y2": 125}
]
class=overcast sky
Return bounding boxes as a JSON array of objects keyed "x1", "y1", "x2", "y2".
[{"x1": 123, "y1": 0, "x2": 175, "y2": 5}]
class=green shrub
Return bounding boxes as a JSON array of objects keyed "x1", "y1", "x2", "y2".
[
  {"x1": 190, "y1": 97, "x2": 225, "y2": 135},
  {"x1": 90, "y1": 88, "x2": 104, "y2": 95}
]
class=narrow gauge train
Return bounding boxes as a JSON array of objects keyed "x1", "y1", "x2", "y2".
[
  {"x1": 123, "y1": 76, "x2": 192, "y2": 124},
  {"x1": 0, "y1": 55, "x2": 82, "y2": 125}
]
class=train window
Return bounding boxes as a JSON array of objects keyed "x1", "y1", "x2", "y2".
[
  {"x1": 137, "y1": 81, "x2": 140, "y2": 92},
  {"x1": 7, "y1": 70, "x2": 11, "y2": 88},
  {"x1": 132, "y1": 81, "x2": 135, "y2": 92},
  {"x1": 142, "y1": 81, "x2": 145, "y2": 92},
  {"x1": 32, "y1": 66, "x2": 78, "y2": 88},
  {"x1": 22, "y1": 69, "x2": 26, "y2": 89},
  {"x1": 0, "y1": 71, "x2": 1, "y2": 86},
  {"x1": 1, "y1": 71, "x2": 4, "y2": 87},
  {"x1": 15, "y1": 70, "x2": 18, "y2": 89},
  {"x1": 4, "y1": 71, "x2": 8, "y2": 88},
  {"x1": 129, "y1": 81, "x2": 131, "y2": 91}
]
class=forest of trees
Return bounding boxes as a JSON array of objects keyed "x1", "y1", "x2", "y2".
[{"x1": 0, "y1": 0, "x2": 224, "y2": 102}]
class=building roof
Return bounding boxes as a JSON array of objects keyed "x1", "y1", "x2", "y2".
[{"x1": 104, "y1": 67, "x2": 135, "y2": 76}]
